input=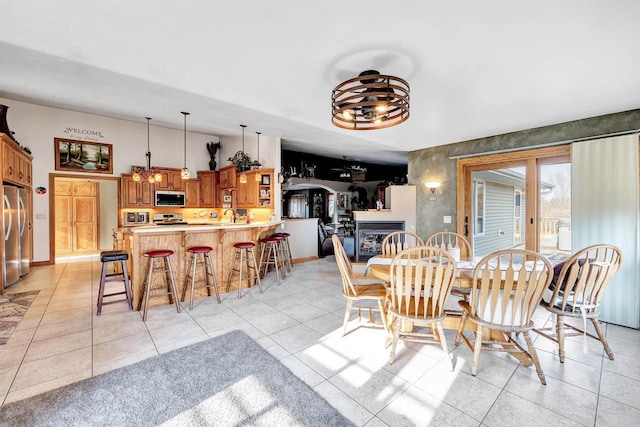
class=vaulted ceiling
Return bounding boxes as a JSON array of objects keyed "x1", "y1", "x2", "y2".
[{"x1": 1, "y1": 1, "x2": 638, "y2": 166}]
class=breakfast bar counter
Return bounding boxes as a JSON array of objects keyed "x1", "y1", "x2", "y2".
[{"x1": 127, "y1": 221, "x2": 283, "y2": 309}]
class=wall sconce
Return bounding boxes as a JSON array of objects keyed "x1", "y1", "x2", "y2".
[{"x1": 425, "y1": 182, "x2": 441, "y2": 201}]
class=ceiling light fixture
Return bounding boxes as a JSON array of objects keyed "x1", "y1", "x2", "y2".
[
  {"x1": 252, "y1": 131, "x2": 262, "y2": 181},
  {"x1": 228, "y1": 124, "x2": 252, "y2": 177},
  {"x1": 331, "y1": 70, "x2": 410, "y2": 130},
  {"x1": 133, "y1": 117, "x2": 163, "y2": 183},
  {"x1": 181, "y1": 111, "x2": 190, "y2": 179}
]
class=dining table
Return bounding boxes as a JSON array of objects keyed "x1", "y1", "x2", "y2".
[{"x1": 363, "y1": 253, "x2": 535, "y2": 366}]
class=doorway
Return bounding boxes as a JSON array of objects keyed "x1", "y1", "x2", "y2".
[
  {"x1": 48, "y1": 173, "x2": 120, "y2": 262},
  {"x1": 457, "y1": 145, "x2": 570, "y2": 257}
]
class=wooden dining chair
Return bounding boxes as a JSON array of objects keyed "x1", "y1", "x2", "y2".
[
  {"x1": 387, "y1": 246, "x2": 457, "y2": 369},
  {"x1": 425, "y1": 231, "x2": 472, "y2": 300},
  {"x1": 332, "y1": 234, "x2": 389, "y2": 336},
  {"x1": 381, "y1": 231, "x2": 424, "y2": 255},
  {"x1": 454, "y1": 249, "x2": 553, "y2": 384},
  {"x1": 533, "y1": 244, "x2": 622, "y2": 362}
]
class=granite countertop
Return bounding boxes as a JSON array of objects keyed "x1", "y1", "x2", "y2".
[{"x1": 123, "y1": 220, "x2": 284, "y2": 234}]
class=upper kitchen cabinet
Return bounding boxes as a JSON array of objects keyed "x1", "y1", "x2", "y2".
[
  {"x1": 236, "y1": 169, "x2": 273, "y2": 208},
  {"x1": 121, "y1": 174, "x2": 155, "y2": 208},
  {"x1": 219, "y1": 165, "x2": 237, "y2": 189},
  {"x1": 185, "y1": 179, "x2": 201, "y2": 208},
  {"x1": 2, "y1": 134, "x2": 32, "y2": 187},
  {"x1": 154, "y1": 168, "x2": 185, "y2": 191},
  {"x1": 197, "y1": 171, "x2": 219, "y2": 208}
]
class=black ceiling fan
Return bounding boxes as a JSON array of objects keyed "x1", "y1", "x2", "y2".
[{"x1": 330, "y1": 156, "x2": 367, "y2": 181}]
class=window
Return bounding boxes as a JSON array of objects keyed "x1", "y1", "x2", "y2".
[
  {"x1": 473, "y1": 180, "x2": 485, "y2": 236},
  {"x1": 514, "y1": 189, "x2": 523, "y2": 244},
  {"x1": 288, "y1": 194, "x2": 306, "y2": 218}
]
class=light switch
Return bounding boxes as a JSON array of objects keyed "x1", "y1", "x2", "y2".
[
  {"x1": 443, "y1": 216, "x2": 451, "y2": 224},
  {"x1": 36, "y1": 213, "x2": 47, "y2": 220}
]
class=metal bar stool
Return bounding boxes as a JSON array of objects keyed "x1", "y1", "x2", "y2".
[
  {"x1": 138, "y1": 249, "x2": 181, "y2": 321},
  {"x1": 97, "y1": 250, "x2": 133, "y2": 316},
  {"x1": 182, "y1": 246, "x2": 221, "y2": 310},
  {"x1": 273, "y1": 232, "x2": 293, "y2": 272},
  {"x1": 226, "y1": 242, "x2": 262, "y2": 299},
  {"x1": 258, "y1": 237, "x2": 284, "y2": 284}
]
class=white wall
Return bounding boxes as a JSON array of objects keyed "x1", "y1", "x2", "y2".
[{"x1": 1, "y1": 98, "x2": 280, "y2": 262}]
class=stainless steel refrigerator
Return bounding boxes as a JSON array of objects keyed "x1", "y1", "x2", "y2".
[
  {"x1": 3, "y1": 185, "x2": 19, "y2": 289},
  {"x1": 18, "y1": 187, "x2": 31, "y2": 277}
]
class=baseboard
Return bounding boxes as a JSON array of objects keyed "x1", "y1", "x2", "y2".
[
  {"x1": 292, "y1": 256, "x2": 319, "y2": 264},
  {"x1": 31, "y1": 260, "x2": 53, "y2": 266}
]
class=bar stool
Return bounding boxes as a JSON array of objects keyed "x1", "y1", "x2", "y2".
[
  {"x1": 182, "y1": 246, "x2": 221, "y2": 310},
  {"x1": 226, "y1": 242, "x2": 262, "y2": 299},
  {"x1": 258, "y1": 237, "x2": 284, "y2": 284},
  {"x1": 97, "y1": 250, "x2": 133, "y2": 316},
  {"x1": 273, "y1": 232, "x2": 293, "y2": 272},
  {"x1": 138, "y1": 249, "x2": 181, "y2": 322}
]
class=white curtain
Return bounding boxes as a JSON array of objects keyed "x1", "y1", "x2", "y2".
[{"x1": 572, "y1": 134, "x2": 640, "y2": 328}]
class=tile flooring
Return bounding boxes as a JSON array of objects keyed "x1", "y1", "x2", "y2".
[{"x1": 1, "y1": 256, "x2": 639, "y2": 426}]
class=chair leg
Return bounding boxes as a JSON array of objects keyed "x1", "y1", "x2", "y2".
[
  {"x1": 226, "y1": 250, "x2": 238, "y2": 293},
  {"x1": 524, "y1": 331, "x2": 546, "y2": 385},
  {"x1": 471, "y1": 325, "x2": 483, "y2": 376},
  {"x1": 455, "y1": 311, "x2": 469, "y2": 346},
  {"x1": 97, "y1": 262, "x2": 108, "y2": 315},
  {"x1": 388, "y1": 319, "x2": 401, "y2": 364},
  {"x1": 188, "y1": 253, "x2": 198, "y2": 310},
  {"x1": 181, "y1": 252, "x2": 194, "y2": 303},
  {"x1": 237, "y1": 249, "x2": 245, "y2": 299},
  {"x1": 436, "y1": 322, "x2": 454, "y2": 371},
  {"x1": 342, "y1": 299, "x2": 353, "y2": 336},
  {"x1": 377, "y1": 299, "x2": 389, "y2": 333},
  {"x1": 591, "y1": 318, "x2": 614, "y2": 360},
  {"x1": 557, "y1": 314, "x2": 566, "y2": 363},
  {"x1": 205, "y1": 252, "x2": 221, "y2": 303},
  {"x1": 121, "y1": 260, "x2": 133, "y2": 310},
  {"x1": 247, "y1": 248, "x2": 262, "y2": 293},
  {"x1": 165, "y1": 257, "x2": 181, "y2": 313}
]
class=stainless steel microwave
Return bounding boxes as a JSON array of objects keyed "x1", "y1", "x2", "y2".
[{"x1": 155, "y1": 190, "x2": 186, "y2": 207}]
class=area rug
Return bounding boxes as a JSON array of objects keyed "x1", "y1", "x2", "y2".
[
  {"x1": 0, "y1": 329, "x2": 354, "y2": 426},
  {"x1": 0, "y1": 290, "x2": 40, "y2": 345}
]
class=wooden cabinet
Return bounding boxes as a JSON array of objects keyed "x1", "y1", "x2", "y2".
[
  {"x1": 236, "y1": 169, "x2": 273, "y2": 208},
  {"x1": 185, "y1": 179, "x2": 201, "y2": 208},
  {"x1": 219, "y1": 165, "x2": 237, "y2": 189},
  {"x1": 2, "y1": 134, "x2": 32, "y2": 187},
  {"x1": 121, "y1": 174, "x2": 155, "y2": 208},
  {"x1": 197, "y1": 171, "x2": 219, "y2": 208},
  {"x1": 154, "y1": 168, "x2": 185, "y2": 191}
]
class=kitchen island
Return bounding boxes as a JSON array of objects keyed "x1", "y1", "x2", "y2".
[{"x1": 119, "y1": 221, "x2": 283, "y2": 309}]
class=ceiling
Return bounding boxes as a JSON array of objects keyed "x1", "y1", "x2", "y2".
[{"x1": 1, "y1": 1, "x2": 638, "y2": 166}]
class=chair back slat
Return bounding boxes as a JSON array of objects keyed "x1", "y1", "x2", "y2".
[
  {"x1": 552, "y1": 244, "x2": 622, "y2": 313},
  {"x1": 332, "y1": 234, "x2": 359, "y2": 297},
  {"x1": 425, "y1": 232, "x2": 472, "y2": 258},
  {"x1": 471, "y1": 249, "x2": 553, "y2": 327},
  {"x1": 389, "y1": 246, "x2": 457, "y2": 320},
  {"x1": 382, "y1": 231, "x2": 424, "y2": 255}
]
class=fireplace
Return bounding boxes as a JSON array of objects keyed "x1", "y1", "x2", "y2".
[{"x1": 355, "y1": 221, "x2": 405, "y2": 262}]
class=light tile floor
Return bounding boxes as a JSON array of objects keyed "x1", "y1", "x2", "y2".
[{"x1": 1, "y1": 256, "x2": 639, "y2": 426}]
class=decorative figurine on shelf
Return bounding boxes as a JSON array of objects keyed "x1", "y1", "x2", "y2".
[{"x1": 206, "y1": 141, "x2": 221, "y2": 171}]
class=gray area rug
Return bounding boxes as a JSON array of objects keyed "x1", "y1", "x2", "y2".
[
  {"x1": 0, "y1": 330, "x2": 354, "y2": 426},
  {"x1": 0, "y1": 290, "x2": 39, "y2": 345}
]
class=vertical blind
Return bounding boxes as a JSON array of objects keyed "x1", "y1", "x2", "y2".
[{"x1": 572, "y1": 134, "x2": 640, "y2": 328}]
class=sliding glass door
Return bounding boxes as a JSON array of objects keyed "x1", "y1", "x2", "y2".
[{"x1": 457, "y1": 146, "x2": 570, "y2": 257}]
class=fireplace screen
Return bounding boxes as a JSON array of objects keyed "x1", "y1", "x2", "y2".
[{"x1": 355, "y1": 221, "x2": 405, "y2": 262}]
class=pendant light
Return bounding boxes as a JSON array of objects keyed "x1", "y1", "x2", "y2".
[
  {"x1": 133, "y1": 117, "x2": 162, "y2": 183},
  {"x1": 181, "y1": 111, "x2": 190, "y2": 179},
  {"x1": 239, "y1": 124, "x2": 248, "y2": 184},
  {"x1": 253, "y1": 131, "x2": 262, "y2": 181}
]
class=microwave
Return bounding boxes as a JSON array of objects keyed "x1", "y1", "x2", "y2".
[
  {"x1": 123, "y1": 211, "x2": 149, "y2": 225},
  {"x1": 155, "y1": 190, "x2": 186, "y2": 207}
]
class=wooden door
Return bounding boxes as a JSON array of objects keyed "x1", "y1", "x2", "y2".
[
  {"x1": 185, "y1": 179, "x2": 200, "y2": 208},
  {"x1": 54, "y1": 180, "x2": 99, "y2": 255},
  {"x1": 197, "y1": 171, "x2": 218, "y2": 207}
]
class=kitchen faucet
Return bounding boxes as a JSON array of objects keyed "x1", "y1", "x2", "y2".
[{"x1": 223, "y1": 209, "x2": 236, "y2": 223}]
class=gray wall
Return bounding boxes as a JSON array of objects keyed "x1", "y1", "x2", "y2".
[{"x1": 409, "y1": 109, "x2": 640, "y2": 238}]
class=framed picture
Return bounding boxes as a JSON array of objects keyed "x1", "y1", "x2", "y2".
[
  {"x1": 54, "y1": 138, "x2": 113, "y2": 174},
  {"x1": 261, "y1": 174, "x2": 270, "y2": 185},
  {"x1": 223, "y1": 195, "x2": 232, "y2": 203},
  {"x1": 260, "y1": 189, "x2": 270, "y2": 198}
]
